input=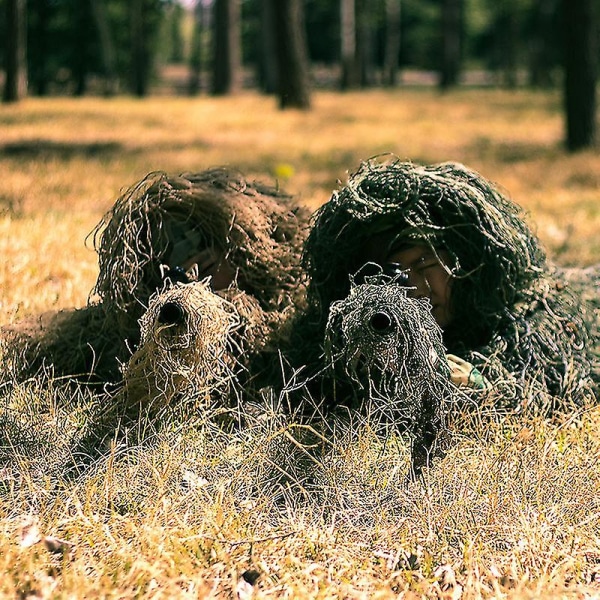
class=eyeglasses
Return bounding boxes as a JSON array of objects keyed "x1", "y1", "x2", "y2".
[{"x1": 354, "y1": 262, "x2": 410, "y2": 286}]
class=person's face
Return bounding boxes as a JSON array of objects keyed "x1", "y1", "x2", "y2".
[
  {"x1": 181, "y1": 247, "x2": 235, "y2": 290},
  {"x1": 385, "y1": 245, "x2": 454, "y2": 328}
]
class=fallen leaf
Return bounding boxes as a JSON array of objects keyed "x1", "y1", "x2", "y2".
[
  {"x1": 20, "y1": 520, "x2": 41, "y2": 548},
  {"x1": 42, "y1": 536, "x2": 76, "y2": 559}
]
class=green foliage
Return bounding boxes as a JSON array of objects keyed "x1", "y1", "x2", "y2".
[
  {"x1": 21, "y1": 0, "x2": 173, "y2": 96},
  {"x1": 0, "y1": 0, "x2": 570, "y2": 96}
]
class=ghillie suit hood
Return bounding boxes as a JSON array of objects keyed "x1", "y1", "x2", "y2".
[
  {"x1": 299, "y1": 157, "x2": 596, "y2": 408},
  {"x1": 92, "y1": 167, "x2": 309, "y2": 333},
  {"x1": 3, "y1": 168, "x2": 309, "y2": 386}
]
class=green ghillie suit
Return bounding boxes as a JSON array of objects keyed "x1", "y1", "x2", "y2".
[
  {"x1": 296, "y1": 157, "x2": 598, "y2": 412},
  {"x1": 2, "y1": 168, "x2": 309, "y2": 389}
]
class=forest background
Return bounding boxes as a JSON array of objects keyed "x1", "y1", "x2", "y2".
[
  {"x1": 1, "y1": 0, "x2": 598, "y2": 149},
  {"x1": 1, "y1": 0, "x2": 600, "y2": 598}
]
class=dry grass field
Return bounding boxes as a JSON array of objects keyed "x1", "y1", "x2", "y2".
[{"x1": 0, "y1": 89, "x2": 599, "y2": 598}]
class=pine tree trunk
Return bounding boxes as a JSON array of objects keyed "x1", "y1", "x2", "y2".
[
  {"x1": 340, "y1": 0, "x2": 359, "y2": 89},
  {"x1": 528, "y1": 0, "x2": 557, "y2": 87},
  {"x1": 130, "y1": 0, "x2": 147, "y2": 96},
  {"x1": 439, "y1": 0, "x2": 462, "y2": 89},
  {"x1": 3, "y1": 0, "x2": 27, "y2": 103},
  {"x1": 30, "y1": 0, "x2": 49, "y2": 96},
  {"x1": 563, "y1": 0, "x2": 597, "y2": 150},
  {"x1": 383, "y1": 0, "x2": 401, "y2": 87},
  {"x1": 188, "y1": 0, "x2": 204, "y2": 95},
  {"x1": 211, "y1": 0, "x2": 242, "y2": 95},
  {"x1": 356, "y1": 0, "x2": 374, "y2": 87},
  {"x1": 72, "y1": 1, "x2": 92, "y2": 96},
  {"x1": 90, "y1": 0, "x2": 118, "y2": 95},
  {"x1": 258, "y1": 0, "x2": 277, "y2": 94},
  {"x1": 271, "y1": 0, "x2": 311, "y2": 109}
]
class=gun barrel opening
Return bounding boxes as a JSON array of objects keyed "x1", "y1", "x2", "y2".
[
  {"x1": 369, "y1": 311, "x2": 394, "y2": 333},
  {"x1": 158, "y1": 301, "x2": 185, "y2": 326}
]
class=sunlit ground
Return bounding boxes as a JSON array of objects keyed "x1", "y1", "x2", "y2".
[{"x1": 0, "y1": 89, "x2": 599, "y2": 598}]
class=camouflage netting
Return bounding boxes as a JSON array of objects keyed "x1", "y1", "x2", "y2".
[
  {"x1": 324, "y1": 279, "x2": 453, "y2": 474},
  {"x1": 294, "y1": 156, "x2": 599, "y2": 410},
  {"x1": 1, "y1": 167, "x2": 309, "y2": 387}
]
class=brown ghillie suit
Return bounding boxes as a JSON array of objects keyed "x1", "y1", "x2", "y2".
[
  {"x1": 2, "y1": 168, "x2": 309, "y2": 396},
  {"x1": 292, "y1": 157, "x2": 598, "y2": 418}
]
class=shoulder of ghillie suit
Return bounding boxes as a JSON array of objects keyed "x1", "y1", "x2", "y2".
[
  {"x1": 466, "y1": 266, "x2": 600, "y2": 411},
  {"x1": 89, "y1": 167, "x2": 310, "y2": 331}
]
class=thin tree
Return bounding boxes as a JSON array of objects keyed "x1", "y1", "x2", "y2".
[
  {"x1": 439, "y1": 0, "x2": 463, "y2": 89},
  {"x1": 130, "y1": 0, "x2": 164, "y2": 97},
  {"x1": 211, "y1": 0, "x2": 242, "y2": 95},
  {"x1": 3, "y1": 0, "x2": 27, "y2": 103},
  {"x1": 169, "y1": 3, "x2": 185, "y2": 63},
  {"x1": 130, "y1": 0, "x2": 148, "y2": 96},
  {"x1": 90, "y1": 0, "x2": 118, "y2": 95},
  {"x1": 29, "y1": 0, "x2": 49, "y2": 96},
  {"x1": 492, "y1": 0, "x2": 520, "y2": 87},
  {"x1": 355, "y1": 0, "x2": 375, "y2": 87},
  {"x1": 271, "y1": 0, "x2": 311, "y2": 109},
  {"x1": 340, "y1": 0, "x2": 359, "y2": 89},
  {"x1": 189, "y1": 0, "x2": 205, "y2": 95},
  {"x1": 258, "y1": 0, "x2": 277, "y2": 94},
  {"x1": 72, "y1": 1, "x2": 94, "y2": 96},
  {"x1": 383, "y1": 0, "x2": 401, "y2": 87},
  {"x1": 528, "y1": 0, "x2": 559, "y2": 88},
  {"x1": 563, "y1": 0, "x2": 597, "y2": 150}
]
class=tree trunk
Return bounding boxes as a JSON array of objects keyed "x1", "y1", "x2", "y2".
[
  {"x1": 528, "y1": 0, "x2": 558, "y2": 87},
  {"x1": 271, "y1": 0, "x2": 311, "y2": 109},
  {"x1": 563, "y1": 0, "x2": 597, "y2": 150},
  {"x1": 30, "y1": 0, "x2": 49, "y2": 96},
  {"x1": 258, "y1": 0, "x2": 277, "y2": 94},
  {"x1": 340, "y1": 0, "x2": 359, "y2": 89},
  {"x1": 211, "y1": 0, "x2": 242, "y2": 95},
  {"x1": 169, "y1": 4, "x2": 185, "y2": 63},
  {"x1": 502, "y1": 5, "x2": 519, "y2": 87},
  {"x1": 383, "y1": 0, "x2": 401, "y2": 87},
  {"x1": 130, "y1": 0, "x2": 148, "y2": 96},
  {"x1": 188, "y1": 0, "x2": 204, "y2": 95},
  {"x1": 72, "y1": 1, "x2": 92, "y2": 96},
  {"x1": 439, "y1": 0, "x2": 462, "y2": 89},
  {"x1": 3, "y1": 0, "x2": 27, "y2": 103},
  {"x1": 90, "y1": 0, "x2": 118, "y2": 95},
  {"x1": 356, "y1": 0, "x2": 374, "y2": 87}
]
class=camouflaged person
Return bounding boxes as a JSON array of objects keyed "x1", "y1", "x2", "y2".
[
  {"x1": 293, "y1": 157, "x2": 598, "y2": 417},
  {"x1": 2, "y1": 168, "x2": 309, "y2": 391}
]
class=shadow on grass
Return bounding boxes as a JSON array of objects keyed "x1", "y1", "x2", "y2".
[
  {"x1": 0, "y1": 139, "x2": 125, "y2": 160},
  {"x1": 469, "y1": 137, "x2": 563, "y2": 163}
]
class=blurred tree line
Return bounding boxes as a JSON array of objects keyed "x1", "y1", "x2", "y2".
[{"x1": 1, "y1": 0, "x2": 597, "y2": 148}]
